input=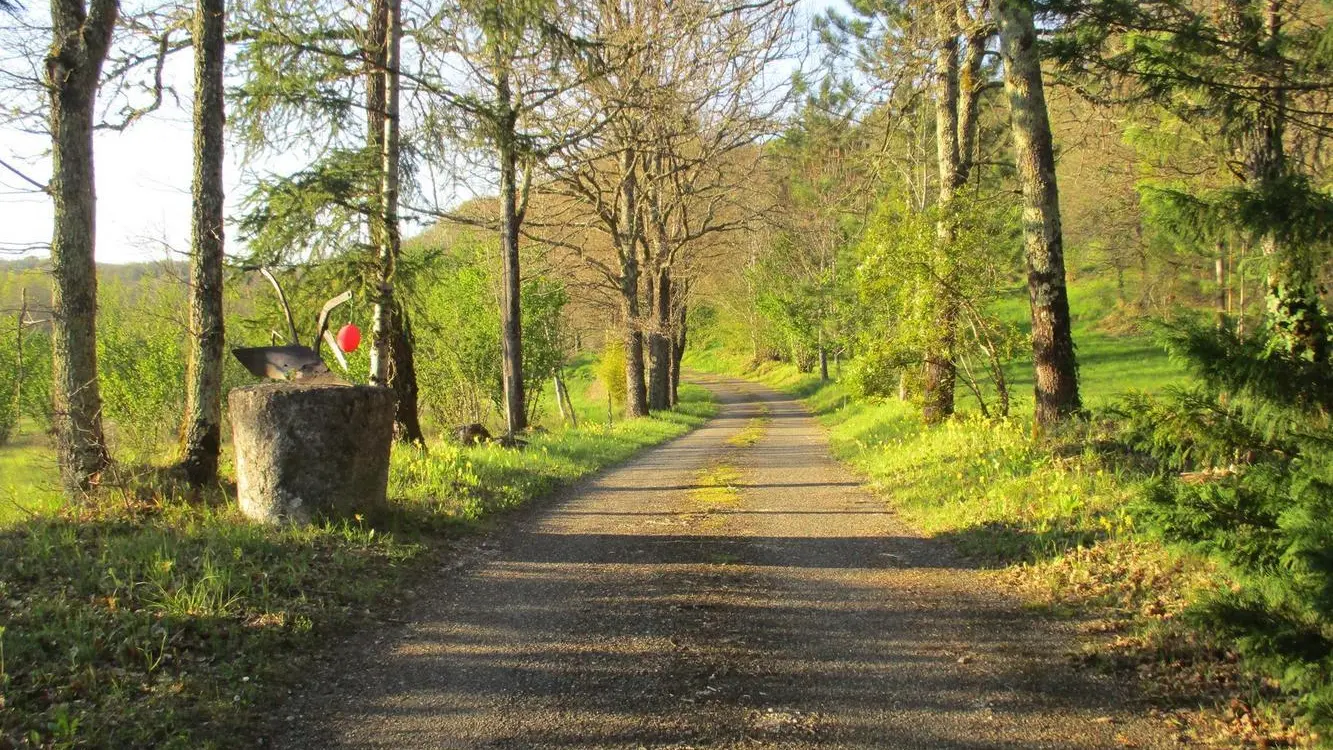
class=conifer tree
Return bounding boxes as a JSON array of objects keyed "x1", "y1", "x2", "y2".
[{"x1": 1049, "y1": 0, "x2": 1333, "y2": 357}]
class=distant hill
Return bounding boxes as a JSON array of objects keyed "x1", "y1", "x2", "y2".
[{"x1": 0, "y1": 259, "x2": 189, "y2": 313}]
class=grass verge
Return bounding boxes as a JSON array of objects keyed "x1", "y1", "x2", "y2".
[
  {"x1": 685, "y1": 351, "x2": 1319, "y2": 747},
  {"x1": 0, "y1": 421, "x2": 63, "y2": 527},
  {"x1": 0, "y1": 383, "x2": 716, "y2": 748}
]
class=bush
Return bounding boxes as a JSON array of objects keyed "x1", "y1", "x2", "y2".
[
  {"x1": 596, "y1": 336, "x2": 627, "y2": 414},
  {"x1": 852, "y1": 191, "x2": 1024, "y2": 416},
  {"x1": 410, "y1": 240, "x2": 567, "y2": 432},
  {"x1": 0, "y1": 332, "x2": 17, "y2": 444},
  {"x1": 1118, "y1": 321, "x2": 1333, "y2": 727},
  {"x1": 97, "y1": 277, "x2": 189, "y2": 461}
]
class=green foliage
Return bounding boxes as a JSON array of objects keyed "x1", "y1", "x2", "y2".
[
  {"x1": 96, "y1": 277, "x2": 189, "y2": 462},
  {"x1": 414, "y1": 258, "x2": 504, "y2": 426},
  {"x1": 851, "y1": 192, "x2": 1025, "y2": 416},
  {"x1": 15, "y1": 327, "x2": 51, "y2": 431},
  {"x1": 749, "y1": 101, "x2": 864, "y2": 372},
  {"x1": 596, "y1": 336, "x2": 627, "y2": 413},
  {"x1": 0, "y1": 330, "x2": 16, "y2": 445},
  {"x1": 236, "y1": 149, "x2": 376, "y2": 265},
  {"x1": 1118, "y1": 319, "x2": 1333, "y2": 727},
  {"x1": 410, "y1": 236, "x2": 568, "y2": 430},
  {"x1": 519, "y1": 278, "x2": 569, "y2": 425}
]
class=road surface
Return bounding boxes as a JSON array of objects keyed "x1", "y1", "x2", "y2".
[{"x1": 275, "y1": 374, "x2": 1167, "y2": 749}]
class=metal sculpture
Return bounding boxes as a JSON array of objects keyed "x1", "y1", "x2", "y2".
[{"x1": 231, "y1": 267, "x2": 354, "y2": 382}]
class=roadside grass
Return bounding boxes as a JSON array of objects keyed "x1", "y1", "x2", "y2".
[
  {"x1": 535, "y1": 351, "x2": 653, "y2": 429},
  {"x1": 0, "y1": 383, "x2": 716, "y2": 748},
  {"x1": 686, "y1": 321, "x2": 1317, "y2": 745},
  {"x1": 0, "y1": 421, "x2": 63, "y2": 527}
]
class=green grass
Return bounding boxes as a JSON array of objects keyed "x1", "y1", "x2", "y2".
[
  {"x1": 984, "y1": 278, "x2": 1187, "y2": 410},
  {"x1": 0, "y1": 382, "x2": 716, "y2": 748},
  {"x1": 0, "y1": 422, "x2": 63, "y2": 527},
  {"x1": 687, "y1": 314, "x2": 1315, "y2": 746},
  {"x1": 687, "y1": 351, "x2": 1141, "y2": 562},
  {"x1": 534, "y1": 350, "x2": 675, "y2": 429},
  {"x1": 689, "y1": 277, "x2": 1187, "y2": 414}
]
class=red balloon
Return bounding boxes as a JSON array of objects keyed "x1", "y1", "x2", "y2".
[{"x1": 336, "y1": 323, "x2": 361, "y2": 353}]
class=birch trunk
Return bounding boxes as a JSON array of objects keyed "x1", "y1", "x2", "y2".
[
  {"x1": 180, "y1": 0, "x2": 226, "y2": 486},
  {"x1": 998, "y1": 0, "x2": 1082, "y2": 427},
  {"x1": 369, "y1": 0, "x2": 401, "y2": 388},
  {"x1": 363, "y1": 0, "x2": 422, "y2": 443},
  {"x1": 47, "y1": 0, "x2": 117, "y2": 493}
]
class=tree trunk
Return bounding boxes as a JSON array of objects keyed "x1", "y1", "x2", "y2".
[
  {"x1": 497, "y1": 128, "x2": 527, "y2": 434},
  {"x1": 922, "y1": 0, "x2": 975, "y2": 423},
  {"x1": 670, "y1": 295, "x2": 687, "y2": 407},
  {"x1": 363, "y1": 0, "x2": 420, "y2": 442},
  {"x1": 1237, "y1": 245, "x2": 1248, "y2": 336},
  {"x1": 818, "y1": 335, "x2": 829, "y2": 382},
  {"x1": 554, "y1": 369, "x2": 577, "y2": 427},
  {"x1": 616, "y1": 145, "x2": 648, "y2": 419},
  {"x1": 998, "y1": 0, "x2": 1082, "y2": 428},
  {"x1": 1216, "y1": 1, "x2": 1322, "y2": 355},
  {"x1": 623, "y1": 293, "x2": 648, "y2": 419},
  {"x1": 1215, "y1": 243, "x2": 1227, "y2": 329},
  {"x1": 369, "y1": 0, "x2": 401, "y2": 389},
  {"x1": 180, "y1": 0, "x2": 226, "y2": 487},
  {"x1": 47, "y1": 0, "x2": 117, "y2": 493},
  {"x1": 390, "y1": 303, "x2": 425, "y2": 444},
  {"x1": 647, "y1": 268, "x2": 672, "y2": 411}
]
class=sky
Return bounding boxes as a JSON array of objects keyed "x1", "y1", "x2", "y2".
[{"x1": 0, "y1": 0, "x2": 836, "y2": 266}]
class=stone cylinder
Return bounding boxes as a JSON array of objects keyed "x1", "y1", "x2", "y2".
[{"x1": 229, "y1": 383, "x2": 396, "y2": 524}]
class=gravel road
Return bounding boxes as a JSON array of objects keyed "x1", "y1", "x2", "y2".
[{"x1": 273, "y1": 375, "x2": 1171, "y2": 749}]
